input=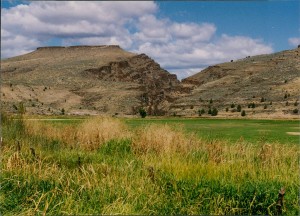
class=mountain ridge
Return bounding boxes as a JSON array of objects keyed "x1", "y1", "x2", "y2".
[
  {"x1": 1, "y1": 45, "x2": 299, "y2": 118},
  {"x1": 173, "y1": 47, "x2": 299, "y2": 118}
]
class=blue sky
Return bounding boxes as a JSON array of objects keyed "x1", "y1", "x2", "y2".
[
  {"x1": 157, "y1": 1, "x2": 299, "y2": 52},
  {"x1": 1, "y1": 1, "x2": 299, "y2": 78}
]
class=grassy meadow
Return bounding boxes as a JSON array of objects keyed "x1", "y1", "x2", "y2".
[
  {"x1": 126, "y1": 118, "x2": 299, "y2": 144},
  {"x1": 1, "y1": 114, "x2": 299, "y2": 215}
]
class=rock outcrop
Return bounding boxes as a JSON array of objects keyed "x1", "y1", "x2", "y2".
[{"x1": 1, "y1": 45, "x2": 181, "y2": 115}]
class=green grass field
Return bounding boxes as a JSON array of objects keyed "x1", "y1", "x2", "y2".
[
  {"x1": 26, "y1": 116, "x2": 299, "y2": 144},
  {"x1": 1, "y1": 114, "x2": 299, "y2": 215},
  {"x1": 125, "y1": 118, "x2": 300, "y2": 144}
]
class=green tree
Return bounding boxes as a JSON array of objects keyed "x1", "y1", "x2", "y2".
[
  {"x1": 231, "y1": 103, "x2": 235, "y2": 108},
  {"x1": 241, "y1": 110, "x2": 246, "y2": 116},
  {"x1": 139, "y1": 108, "x2": 147, "y2": 118},
  {"x1": 61, "y1": 108, "x2": 65, "y2": 115},
  {"x1": 201, "y1": 108, "x2": 205, "y2": 114},
  {"x1": 198, "y1": 110, "x2": 201, "y2": 116},
  {"x1": 211, "y1": 108, "x2": 218, "y2": 116},
  {"x1": 249, "y1": 102, "x2": 256, "y2": 108},
  {"x1": 198, "y1": 108, "x2": 205, "y2": 116},
  {"x1": 208, "y1": 108, "x2": 212, "y2": 115},
  {"x1": 237, "y1": 104, "x2": 242, "y2": 112}
]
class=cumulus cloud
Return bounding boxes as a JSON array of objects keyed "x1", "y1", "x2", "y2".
[
  {"x1": 1, "y1": 1, "x2": 273, "y2": 78},
  {"x1": 132, "y1": 20, "x2": 273, "y2": 78},
  {"x1": 288, "y1": 37, "x2": 300, "y2": 47},
  {"x1": 132, "y1": 33, "x2": 272, "y2": 76},
  {"x1": 172, "y1": 68, "x2": 204, "y2": 80},
  {"x1": 1, "y1": 29, "x2": 41, "y2": 57},
  {"x1": 1, "y1": 1, "x2": 157, "y2": 54}
]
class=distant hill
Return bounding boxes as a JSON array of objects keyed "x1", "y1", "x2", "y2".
[
  {"x1": 172, "y1": 47, "x2": 300, "y2": 118},
  {"x1": 1, "y1": 45, "x2": 181, "y2": 116},
  {"x1": 1, "y1": 45, "x2": 299, "y2": 118}
]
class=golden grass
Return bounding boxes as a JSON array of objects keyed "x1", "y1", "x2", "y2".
[
  {"x1": 77, "y1": 117, "x2": 130, "y2": 150},
  {"x1": 25, "y1": 120, "x2": 77, "y2": 144},
  {"x1": 132, "y1": 124, "x2": 199, "y2": 155},
  {"x1": 6, "y1": 152, "x2": 24, "y2": 171},
  {"x1": 25, "y1": 117, "x2": 130, "y2": 150}
]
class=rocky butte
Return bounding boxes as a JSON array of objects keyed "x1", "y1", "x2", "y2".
[{"x1": 1, "y1": 45, "x2": 182, "y2": 116}]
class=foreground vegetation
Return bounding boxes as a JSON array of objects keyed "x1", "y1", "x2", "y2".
[{"x1": 1, "y1": 114, "x2": 299, "y2": 215}]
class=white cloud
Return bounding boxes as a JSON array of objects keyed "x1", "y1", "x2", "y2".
[
  {"x1": 132, "y1": 33, "x2": 273, "y2": 77},
  {"x1": 171, "y1": 22, "x2": 216, "y2": 42},
  {"x1": 213, "y1": 34, "x2": 273, "y2": 59},
  {"x1": 1, "y1": 1, "x2": 157, "y2": 55},
  {"x1": 63, "y1": 35, "x2": 133, "y2": 50},
  {"x1": 288, "y1": 37, "x2": 300, "y2": 47},
  {"x1": 172, "y1": 68, "x2": 204, "y2": 80},
  {"x1": 1, "y1": 1, "x2": 273, "y2": 78},
  {"x1": 133, "y1": 15, "x2": 216, "y2": 46},
  {"x1": 1, "y1": 29, "x2": 41, "y2": 57}
]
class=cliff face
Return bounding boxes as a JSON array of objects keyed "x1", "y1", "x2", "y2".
[
  {"x1": 82, "y1": 53, "x2": 180, "y2": 115},
  {"x1": 84, "y1": 54, "x2": 178, "y2": 85},
  {"x1": 1, "y1": 45, "x2": 181, "y2": 116}
]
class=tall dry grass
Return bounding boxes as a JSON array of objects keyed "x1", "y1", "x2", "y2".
[
  {"x1": 25, "y1": 120, "x2": 77, "y2": 144},
  {"x1": 76, "y1": 117, "x2": 130, "y2": 150},
  {"x1": 132, "y1": 124, "x2": 199, "y2": 155},
  {"x1": 25, "y1": 117, "x2": 131, "y2": 150}
]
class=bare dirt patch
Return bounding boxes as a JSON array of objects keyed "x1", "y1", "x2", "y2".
[{"x1": 286, "y1": 132, "x2": 300, "y2": 136}]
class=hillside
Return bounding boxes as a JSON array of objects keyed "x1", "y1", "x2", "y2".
[
  {"x1": 172, "y1": 47, "x2": 300, "y2": 118},
  {"x1": 1, "y1": 45, "x2": 299, "y2": 118},
  {"x1": 1, "y1": 45, "x2": 181, "y2": 116}
]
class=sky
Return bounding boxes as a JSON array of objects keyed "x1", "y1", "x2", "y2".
[{"x1": 1, "y1": 0, "x2": 299, "y2": 79}]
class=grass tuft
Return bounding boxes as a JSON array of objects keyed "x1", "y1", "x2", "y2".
[
  {"x1": 77, "y1": 117, "x2": 130, "y2": 150},
  {"x1": 132, "y1": 124, "x2": 199, "y2": 155}
]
